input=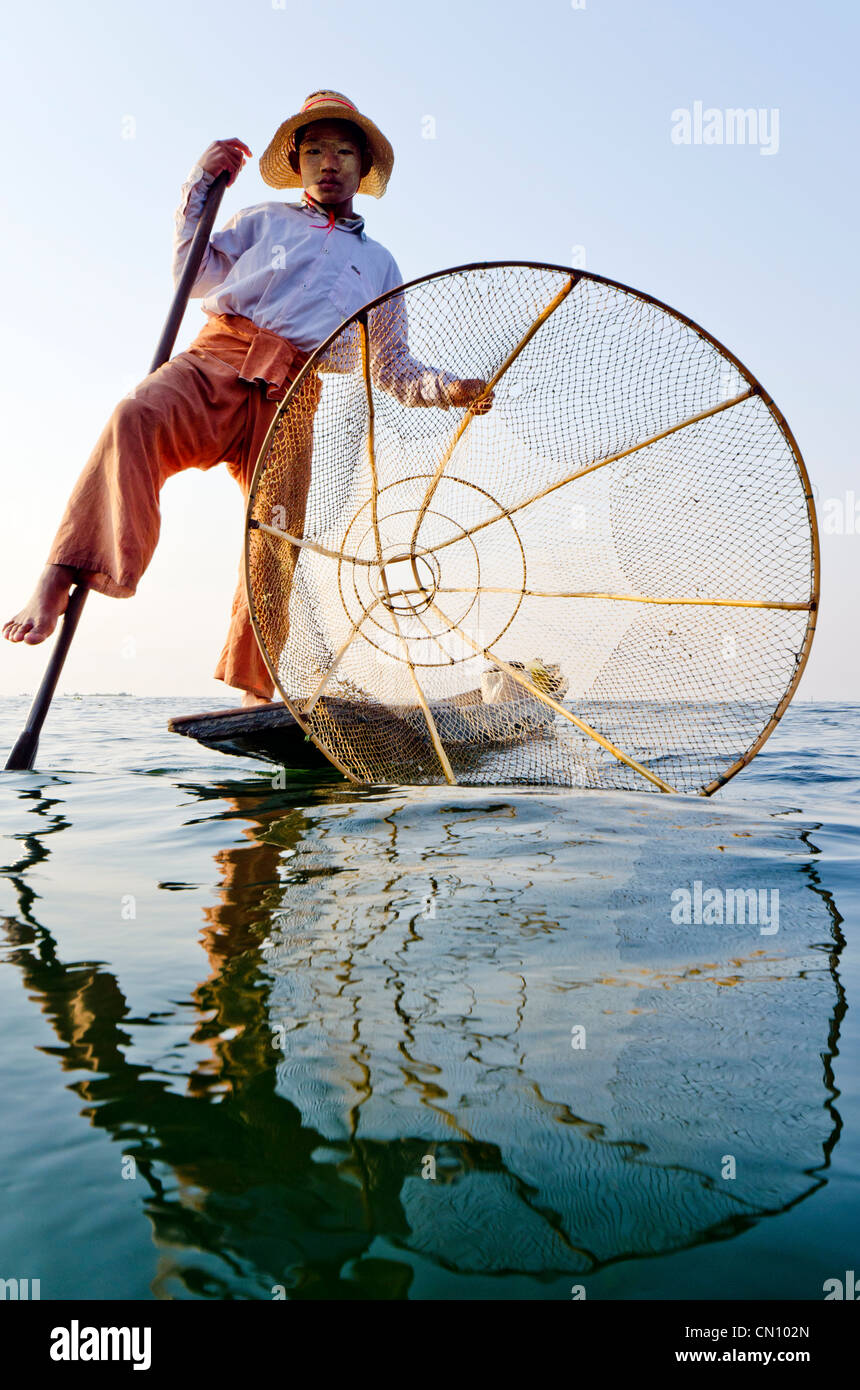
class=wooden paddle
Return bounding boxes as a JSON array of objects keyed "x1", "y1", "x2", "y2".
[{"x1": 5, "y1": 169, "x2": 230, "y2": 772}]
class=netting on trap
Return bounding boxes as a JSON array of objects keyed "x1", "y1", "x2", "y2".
[{"x1": 246, "y1": 264, "x2": 818, "y2": 792}]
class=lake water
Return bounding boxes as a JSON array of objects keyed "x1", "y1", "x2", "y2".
[{"x1": 0, "y1": 696, "x2": 857, "y2": 1300}]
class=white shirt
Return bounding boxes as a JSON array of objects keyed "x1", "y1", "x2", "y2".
[{"x1": 173, "y1": 165, "x2": 458, "y2": 408}]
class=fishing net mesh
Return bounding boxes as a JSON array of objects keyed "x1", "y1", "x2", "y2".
[{"x1": 247, "y1": 266, "x2": 817, "y2": 792}]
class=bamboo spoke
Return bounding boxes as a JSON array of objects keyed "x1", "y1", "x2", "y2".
[
  {"x1": 419, "y1": 389, "x2": 756, "y2": 561},
  {"x1": 302, "y1": 596, "x2": 385, "y2": 716},
  {"x1": 436, "y1": 587, "x2": 812, "y2": 611},
  {"x1": 425, "y1": 600, "x2": 677, "y2": 793},
  {"x1": 251, "y1": 519, "x2": 376, "y2": 568},
  {"x1": 409, "y1": 275, "x2": 578, "y2": 550},
  {"x1": 382, "y1": 591, "x2": 456, "y2": 785},
  {"x1": 399, "y1": 602, "x2": 459, "y2": 666},
  {"x1": 359, "y1": 314, "x2": 384, "y2": 568},
  {"x1": 304, "y1": 591, "x2": 456, "y2": 787},
  {"x1": 405, "y1": 665, "x2": 457, "y2": 785}
]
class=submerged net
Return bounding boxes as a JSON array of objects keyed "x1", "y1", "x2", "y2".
[{"x1": 246, "y1": 264, "x2": 818, "y2": 792}]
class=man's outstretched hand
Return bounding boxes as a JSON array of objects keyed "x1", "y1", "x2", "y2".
[
  {"x1": 198, "y1": 138, "x2": 252, "y2": 187},
  {"x1": 446, "y1": 378, "x2": 495, "y2": 415}
]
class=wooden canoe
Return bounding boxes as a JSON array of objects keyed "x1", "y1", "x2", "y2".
[{"x1": 168, "y1": 688, "x2": 561, "y2": 772}]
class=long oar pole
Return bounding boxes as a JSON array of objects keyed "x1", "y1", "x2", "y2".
[{"x1": 5, "y1": 170, "x2": 230, "y2": 772}]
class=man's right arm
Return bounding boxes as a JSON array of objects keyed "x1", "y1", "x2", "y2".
[{"x1": 172, "y1": 137, "x2": 252, "y2": 296}]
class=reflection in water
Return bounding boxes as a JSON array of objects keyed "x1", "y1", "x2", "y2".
[{"x1": 0, "y1": 775, "x2": 846, "y2": 1298}]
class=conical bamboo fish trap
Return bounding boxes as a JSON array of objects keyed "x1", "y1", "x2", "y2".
[{"x1": 245, "y1": 263, "x2": 818, "y2": 792}]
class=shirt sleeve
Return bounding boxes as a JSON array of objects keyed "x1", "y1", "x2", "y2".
[
  {"x1": 172, "y1": 164, "x2": 249, "y2": 297},
  {"x1": 368, "y1": 256, "x2": 460, "y2": 409}
]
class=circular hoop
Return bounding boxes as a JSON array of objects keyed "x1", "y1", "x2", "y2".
[{"x1": 246, "y1": 263, "x2": 818, "y2": 792}]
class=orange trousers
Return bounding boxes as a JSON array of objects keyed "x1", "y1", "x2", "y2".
[{"x1": 47, "y1": 313, "x2": 317, "y2": 700}]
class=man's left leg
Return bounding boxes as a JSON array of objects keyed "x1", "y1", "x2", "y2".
[{"x1": 214, "y1": 369, "x2": 323, "y2": 704}]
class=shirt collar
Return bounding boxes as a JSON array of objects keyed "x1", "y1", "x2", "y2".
[{"x1": 299, "y1": 190, "x2": 366, "y2": 240}]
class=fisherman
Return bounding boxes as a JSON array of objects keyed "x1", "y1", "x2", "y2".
[{"x1": 3, "y1": 90, "x2": 492, "y2": 706}]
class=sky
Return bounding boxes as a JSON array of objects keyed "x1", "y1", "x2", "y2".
[{"x1": 0, "y1": 0, "x2": 857, "y2": 703}]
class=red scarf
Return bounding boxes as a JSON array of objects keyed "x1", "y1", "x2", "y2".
[{"x1": 303, "y1": 189, "x2": 336, "y2": 235}]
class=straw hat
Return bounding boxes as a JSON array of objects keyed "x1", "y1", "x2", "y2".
[{"x1": 260, "y1": 90, "x2": 394, "y2": 198}]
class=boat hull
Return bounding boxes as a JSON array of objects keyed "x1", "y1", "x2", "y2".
[{"x1": 167, "y1": 704, "x2": 328, "y2": 769}]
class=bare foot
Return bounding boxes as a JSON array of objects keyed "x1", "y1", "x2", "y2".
[
  {"x1": 241, "y1": 692, "x2": 273, "y2": 709},
  {"x1": 3, "y1": 565, "x2": 79, "y2": 645}
]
